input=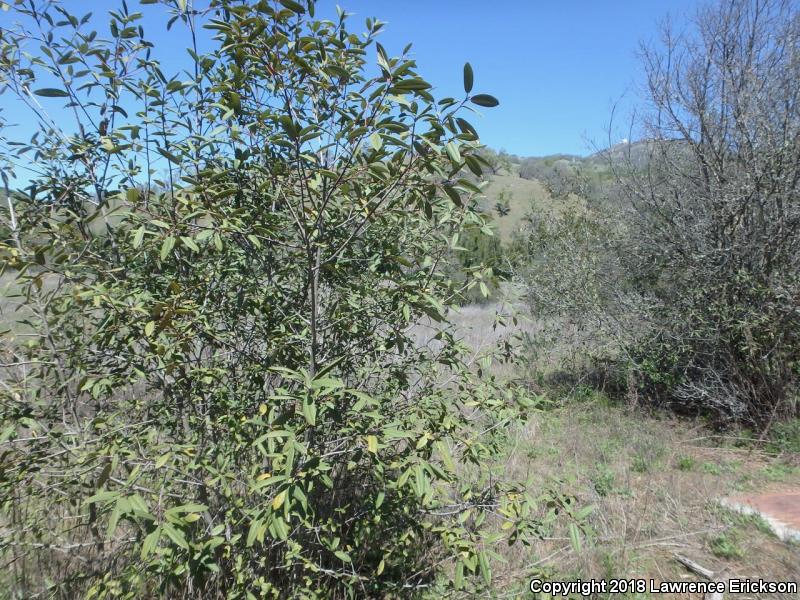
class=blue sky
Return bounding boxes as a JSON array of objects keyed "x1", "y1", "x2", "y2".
[
  {"x1": 1, "y1": 0, "x2": 704, "y2": 162},
  {"x1": 313, "y1": 0, "x2": 702, "y2": 156}
]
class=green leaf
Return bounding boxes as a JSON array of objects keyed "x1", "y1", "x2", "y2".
[
  {"x1": 464, "y1": 155, "x2": 483, "y2": 177},
  {"x1": 435, "y1": 441, "x2": 456, "y2": 473},
  {"x1": 470, "y1": 94, "x2": 499, "y2": 108},
  {"x1": 107, "y1": 503, "x2": 122, "y2": 538},
  {"x1": 157, "y1": 147, "x2": 181, "y2": 165},
  {"x1": 414, "y1": 464, "x2": 429, "y2": 498},
  {"x1": 279, "y1": 0, "x2": 305, "y2": 13},
  {"x1": 369, "y1": 132, "x2": 382, "y2": 151},
  {"x1": 478, "y1": 551, "x2": 491, "y2": 585},
  {"x1": 302, "y1": 397, "x2": 316, "y2": 426},
  {"x1": 132, "y1": 226, "x2": 145, "y2": 249},
  {"x1": 180, "y1": 236, "x2": 199, "y2": 252},
  {"x1": 334, "y1": 550, "x2": 351, "y2": 562},
  {"x1": 463, "y1": 63, "x2": 473, "y2": 94},
  {"x1": 271, "y1": 516, "x2": 289, "y2": 540},
  {"x1": 457, "y1": 178, "x2": 482, "y2": 194},
  {"x1": 279, "y1": 115, "x2": 297, "y2": 138},
  {"x1": 160, "y1": 236, "x2": 175, "y2": 260},
  {"x1": 162, "y1": 523, "x2": 188, "y2": 549},
  {"x1": 84, "y1": 489, "x2": 119, "y2": 505},
  {"x1": 445, "y1": 142, "x2": 461, "y2": 165},
  {"x1": 154, "y1": 452, "x2": 171, "y2": 468},
  {"x1": 454, "y1": 560, "x2": 464, "y2": 589},
  {"x1": 253, "y1": 474, "x2": 288, "y2": 490},
  {"x1": 568, "y1": 522, "x2": 582, "y2": 553},
  {"x1": 443, "y1": 185, "x2": 462, "y2": 207},
  {"x1": 393, "y1": 78, "x2": 431, "y2": 91},
  {"x1": 33, "y1": 88, "x2": 69, "y2": 98},
  {"x1": 246, "y1": 518, "x2": 262, "y2": 547},
  {"x1": 456, "y1": 118, "x2": 478, "y2": 139},
  {"x1": 310, "y1": 376, "x2": 344, "y2": 391},
  {"x1": 368, "y1": 162, "x2": 390, "y2": 180},
  {"x1": 141, "y1": 527, "x2": 161, "y2": 559},
  {"x1": 170, "y1": 503, "x2": 208, "y2": 514}
]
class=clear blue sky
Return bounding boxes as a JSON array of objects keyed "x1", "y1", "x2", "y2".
[
  {"x1": 314, "y1": 0, "x2": 702, "y2": 156},
  {"x1": 2, "y1": 0, "x2": 704, "y2": 162}
]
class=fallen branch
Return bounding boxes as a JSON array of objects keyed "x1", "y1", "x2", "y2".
[
  {"x1": 673, "y1": 554, "x2": 725, "y2": 600},
  {"x1": 674, "y1": 553, "x2": 714, "y2": 579}
]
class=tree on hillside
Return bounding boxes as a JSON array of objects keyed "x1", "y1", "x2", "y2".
[
  {"x1": 618, "y1": 0, "x2": 800, "y2": 424},
  {"x1": 0, "y1": 1, "x2": 557, "y2": 597}
]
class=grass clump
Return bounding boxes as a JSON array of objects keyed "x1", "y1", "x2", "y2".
[{"x1": 708, "y1": 531, "x2": 745, "y2": 560}]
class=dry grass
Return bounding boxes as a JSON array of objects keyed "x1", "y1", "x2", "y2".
[
  {"x1": 441, "y1": 299, "x2": 800, "y2": 597},
  {"x1": 481, "y1": 172, "x2": 586, "y2": 242},
  {"x1": 490, "y1": 396, "x2": 800, "y2": 597}
]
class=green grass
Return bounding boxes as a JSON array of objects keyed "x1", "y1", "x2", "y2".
[
  {"x1": 708, "y1": 530, "x2": 745, "y2": 559},
  {"x1": 592, "y1": 465, "x2": 616, "y2": 497},
  {"x1": 715, "y1": 505, "x2": 777, "y2": 538},
  {"x1": 761, "y1": 462, "x2": 798, "y2": 481},
  {"x1": 630, "y1": 438, "x2": 666, "y2": 473},
  {"x1": 767, "y1": 418, "x2": 800, "y2": 454}
]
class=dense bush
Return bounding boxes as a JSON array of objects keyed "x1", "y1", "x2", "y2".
[
  {"x1": 518, "y1": 0, "x2": 800, "y2": 427},
  {"x1": 447, "y1": 225, "x2": 509, "y2": 305},
  {"x1": 0, "y1": 2, "x2": 554, "y2": 597},
  {"x1": 511, "y1": 201, "x2": 638, "y2": 393},
  {"x1": 618, "y1": 0, "x2": 800, "y2": 425},
  {"x1": 518, "y1": 157, "x2": 579, "y2": 198}
]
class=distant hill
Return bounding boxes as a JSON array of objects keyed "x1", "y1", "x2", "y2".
[{"x1": 477, "y1": 144, "x2": 632, "y2": 243}]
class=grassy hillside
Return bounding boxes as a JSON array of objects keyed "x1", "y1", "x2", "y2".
[{"x1": 479, "y1": 169, "x2": 586, "y2": 243}]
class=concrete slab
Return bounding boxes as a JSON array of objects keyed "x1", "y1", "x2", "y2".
[{"x1": 721, "y1": 492, "x2": 800, "y2": 542}]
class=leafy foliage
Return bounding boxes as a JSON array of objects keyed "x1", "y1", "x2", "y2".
[{"x1": 0, "y1": 1, "x2": 552, "y2": 597}]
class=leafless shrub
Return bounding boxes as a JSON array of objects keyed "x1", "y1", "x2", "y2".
[{"x1": 615, "y1": 0, "x2": 800, "y2": 426}]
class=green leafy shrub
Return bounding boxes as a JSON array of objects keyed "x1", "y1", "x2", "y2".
[
  {"x1": 592, "y1": 465, "x2": 615, "y2": 497},
  {"x1": 448, "y1": 225, "x2": 508, "y2": 305},
  {"x1": 767, "y1": 418, "x2": 800, "y2": 454},
  {"x1": 0, "y1": 2, "x2": 552, "y2": 597}
]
